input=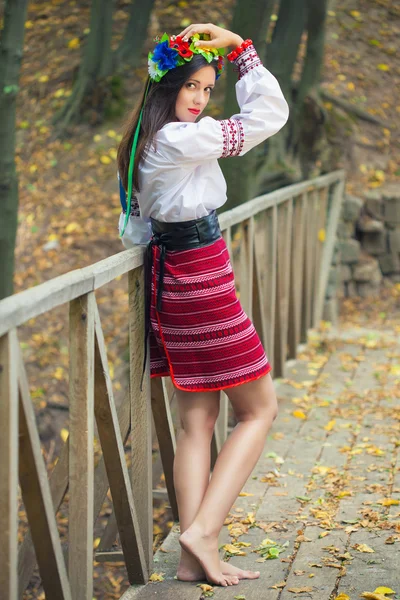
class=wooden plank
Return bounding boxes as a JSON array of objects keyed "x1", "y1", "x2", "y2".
[
  {"x1": 263, "y1": 206, "x2": 277, "y2": 372},
  {"x1": 216, "y1": 391, "x2": 228, "y2": 449},
  {"x1": 301, "y1": 191, "x2": 314, "y2": 342},
  {"x1": 308, "y1": 190, "x2": 320, "y2": 325},
  {"x1": 150, "y1": 377, "x2": 178, "y2": 520},
  {"x1": 313, "y1": 187, "x2": 328, "y2": 323},
  {"x1": 335, "y1": 529, "x2": 399, "y2": 597},
  {"x1": 18, "y1": 348, "x2": 72, "y2": 600},
  {"x1": 128, "y1": 269, "x2": 153, "y2": 572},
  {"x1": 18, "y1": 390, "x2": 131, "y2": 595},
  {"x1": 69, "y1": 292, "x2": 95, "y2": 600},
  {"x1": 120, "y1": 526, "x2": 203, "y2": 600},
  {"x1": 217, "y1": 170, "x2": 344, "y2": 232},
  {"x1": 94, "y1": 305, "x2": 148, "y2": 584},
  {"x1": 314, "y1": 176, "x2": 345, "y2": 325},
  {"x1": 0, "y1": 249, "x2": 144, "y2": 337},
  {"x1": 252, "y1": 223, "x2": 267, "y2": 348},
  {"x1": 0, "y1": 331, "x2": 19, "y2": 599},
  {"x1": 287, "y1": 193, "x2": 307, "y2": 358},
  {"x1": 274, "y1": 199, "x2": 293, "y2": 377},
  {"x1": 279, "y1": 526, "x2": 347, "y2": 600}
]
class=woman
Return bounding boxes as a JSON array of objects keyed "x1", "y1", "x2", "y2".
[{"x1": 117, "y1": 23, "x2": 289, "y2": 587}]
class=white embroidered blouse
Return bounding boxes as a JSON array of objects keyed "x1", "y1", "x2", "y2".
[{"x1": 118, "y1": 43, "x2": 289, "y2": 248}]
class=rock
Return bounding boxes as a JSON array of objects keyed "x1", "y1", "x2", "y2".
[
  {"x1": 357, "y1": 214, "x2": 384, "y2": 233},
  {"x1": 345, "y1": 280, "x2": 357, "y2": 297},
  {"x1": 337, "y1": 221, "x2": 355, "y2": 239},
  {"x1": 361, "y1": 230, "x2": 387, "y2": 255},
  {"x1": 387, "y1": 229, "x2": 400, "y2": 254},
  {"x1": 352, "y1": 258, "x2": 382, "y2": 283},
  {"x1": 328, "y1": 266, "x2": 341, "y2": 287},
  {"x1": 341, "y1": 194, "x2": 363, "y2": 222},
  {"x1": 389, "y1": 274, "x2": 400, "y2": 284},
  {"x1": 337, "y1": 238, "x2": 361, "y2": 264},
  {"x1": 340, "y1": 264, "x2": 352, "y2": 282},
  {"x1": 364, "y1": 190, "x2": 384, "y2": 220},
  {"x1": 356, "y1": 281, "x2": 381, "y2": 298},
  {"x1": 378, "y1": 252, "x2": 400, "y2": 275},
  {"x1": 383, "y1": 186, "x2": 400, "y2": 224}
]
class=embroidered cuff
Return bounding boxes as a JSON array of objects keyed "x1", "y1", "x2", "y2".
[{"x1": 227, "y1": 40, "x2": 262, "y2": 80}]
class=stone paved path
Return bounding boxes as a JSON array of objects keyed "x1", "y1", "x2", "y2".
[{"x1": 123, "y1": 323, "x2": 400, "y2": 600}]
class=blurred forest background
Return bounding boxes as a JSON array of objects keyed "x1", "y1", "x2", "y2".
[{"x1": 1, "y1": 0, "x2": 399, "y2": 597}]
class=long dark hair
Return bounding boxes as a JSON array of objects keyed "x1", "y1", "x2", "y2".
[{"x1": 117, "y1": 54, "x2": 219, "y2": 193}]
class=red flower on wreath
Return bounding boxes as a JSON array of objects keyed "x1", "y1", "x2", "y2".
[{"x1": 170, "y1": 35, "x2": 193, "y2": 59}]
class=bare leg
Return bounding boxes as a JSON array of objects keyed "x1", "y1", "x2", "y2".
[
  {"x1": 179, "y1": 372, "x2": 278, "y2": 584},
  {"x1": 174, "y1": 386, "x2": 262, "y2": 582},
  {"x1": 173, "y1": 388, "x2": 239, "y2": 586}
]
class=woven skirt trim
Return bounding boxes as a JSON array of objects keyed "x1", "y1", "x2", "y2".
[{"x1": 149, "y1": 237, "x2": 272, "y2": 392}]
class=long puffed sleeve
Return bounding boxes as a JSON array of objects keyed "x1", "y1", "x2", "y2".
[
  {"x1": 155, "y1": 42, "x2": 289, "y2": 165},
  {"x1": 117, "y1": 172, "x2": 152, "y2": 248}
]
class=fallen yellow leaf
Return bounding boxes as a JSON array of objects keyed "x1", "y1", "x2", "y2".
[
  {"x1": 324, "y1": 419, "x2": 336, "y2": 431},
  {"x1": 377, "y1": 498, "x2": 399, "y2": 506},
  {"x1": 60, "y1": 428, "x2": 69, "y2": 442},
  {"x1": 197, "y1": 583, "x2": 214, "y2": 592},
  {"x1": 293, "y1": 410, "x2": 307, "y2": 419},
  {"x1": 354, "y1": 543, "x2": 374, "y2": 553},
  {"x1": 68, "y1": 37, "x2": 80, "y2": 49},
  {"x1": 149, "y1": 572, "x2": 164, "y2": 582},
  {"x1": 373, "y1": 588, "x2": 396, "y2": 595}
]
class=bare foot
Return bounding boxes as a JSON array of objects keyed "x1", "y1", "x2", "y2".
[
  {"x1": 179, "y1": 525, "x2": 239, "y2": 587},
  {"x1": 177, "y1": 559, "x2": 260, "y2": 582},
  {"x1": 221, "y1": 561, "x2": 260, "y2": 579}
]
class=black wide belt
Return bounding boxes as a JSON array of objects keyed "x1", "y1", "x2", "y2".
[{"x1": 140, "y1": 209, "x2": 222, "y2": 391}]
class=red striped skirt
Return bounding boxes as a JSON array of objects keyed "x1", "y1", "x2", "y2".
[{"x1": 148, "y1": 236, "x2": 272, "y2": 392}]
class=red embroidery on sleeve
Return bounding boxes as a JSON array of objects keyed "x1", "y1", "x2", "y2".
[
  {"x1": 219, "y1": 118, "x2": 245, "y2": 157},
  {"x1": 231, "y1": 44, "x2": 262, "y2": 80}
]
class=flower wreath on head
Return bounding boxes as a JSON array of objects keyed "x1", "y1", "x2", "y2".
[{"x1": 148, "y1": 32, "x2": 225, "y2": 82}]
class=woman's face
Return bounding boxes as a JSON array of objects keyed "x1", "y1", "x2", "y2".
[{"x1": 175, "y1": 65, "x2": 216, "y2": 122}]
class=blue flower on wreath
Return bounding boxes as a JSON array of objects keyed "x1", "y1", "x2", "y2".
[{"x1": 152, "y1": 40, "x2": 179, "y2": 71}]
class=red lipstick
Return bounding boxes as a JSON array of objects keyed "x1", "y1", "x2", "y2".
[{"x1": 188, "y1": 109, "x2": 200, "y2": 114}]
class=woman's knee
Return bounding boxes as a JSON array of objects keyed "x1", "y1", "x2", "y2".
[
  {"x1": 175, "y1": 389, "x2": 220, "y2": 437},
  {"x1": 226, "y1": 373, "x2": 278, "y2": 423}
]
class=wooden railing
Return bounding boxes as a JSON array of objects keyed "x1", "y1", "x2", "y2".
[{"x1": 0, "y1": 170, "x2": 344, "y2": 599}]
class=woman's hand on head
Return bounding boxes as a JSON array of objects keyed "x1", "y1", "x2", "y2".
[{"x1": 176, "y1": 24, "x2": 243, "y2": 49}]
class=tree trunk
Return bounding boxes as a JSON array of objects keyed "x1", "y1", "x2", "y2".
[
  {"x1": 254, "y1": 0, "x2": 308, "y2": 191},
  {"x1": 291, "y1": 0, "x2": 328, "y2": 178},
  {"x1": 53, "y1": 0, "x2": 114, "y2": 132},
  {"x1": 220, "y1": 0, "x2": 276, "y2": 212},
  {"x1": 114, "y1": 0, "x2": 156, "y2": 69},
  {"x1": 0, "y1": 0, "x2": 28, "y2": 300}
]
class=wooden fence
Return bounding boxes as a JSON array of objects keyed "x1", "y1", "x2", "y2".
[{"x1": 0, "y1": 169, "x2": 344, "y2": 599}]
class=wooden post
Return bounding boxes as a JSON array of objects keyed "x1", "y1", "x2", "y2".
[
  {"x1": 94, "y1": 304, "x2": 148, "y2": 583},
  {"x1": 128, "y1": 268, "x2": 153, "y2": 572},
  {"x1": 314, "y1": 178, "x2": 344, "y2": 326},
  {"x1": 288, "y1": 193, "x2": 307, "y2": 358},
  {"x1": 0, "y1": 331, "x2": 19, "y2": 599},
  {"x1": 265, "y1": 206, "x2": 277, "y2": 373},
  {"x1": 69, "y1": 292, "x2": 95, "y2": 600},
  {"x1": 18, "y1": 347, "x2": 71, "y2": 599},
  {"x1": 273, "y1": 198, "x2": 293, "y2": 377}
]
